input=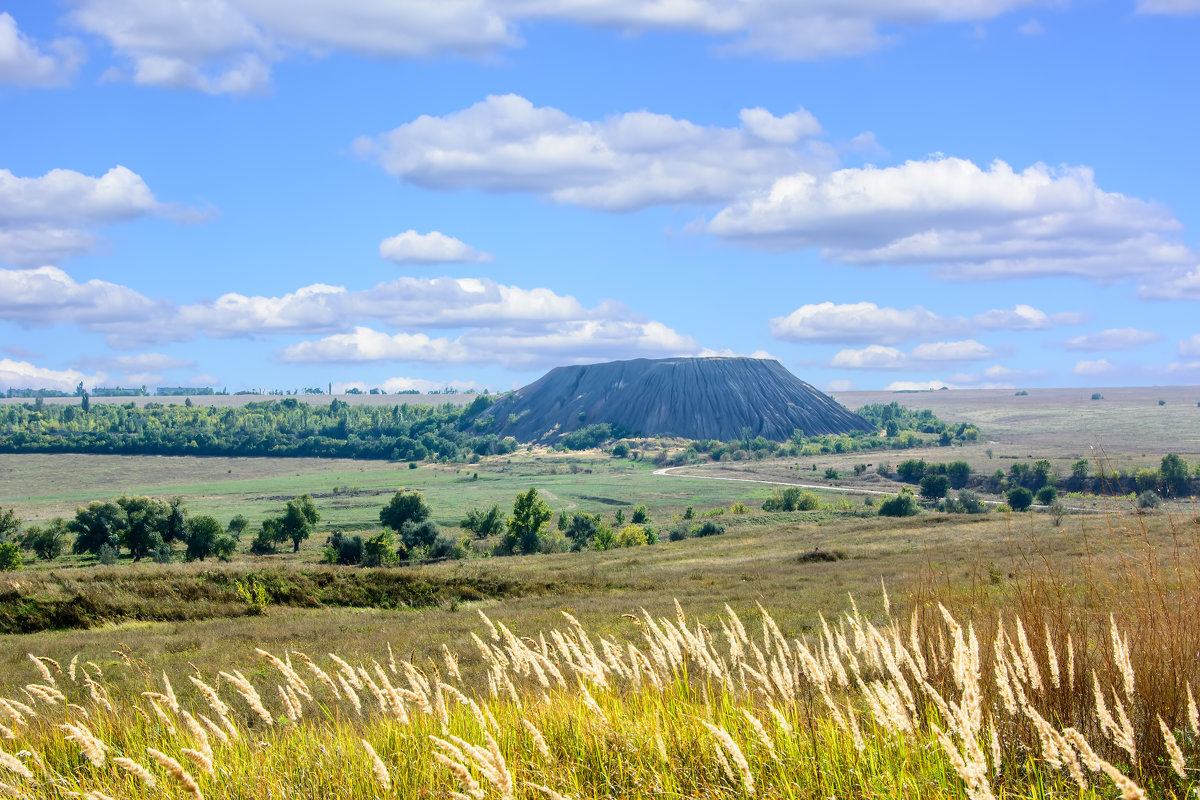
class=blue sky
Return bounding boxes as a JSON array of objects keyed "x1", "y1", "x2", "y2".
[{"x1": 1, "y1": 1, "x2": 1198, "y2": 395}]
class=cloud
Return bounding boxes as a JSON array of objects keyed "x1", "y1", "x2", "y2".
[
  {"x1": 770, "y1": 301, "x2": 1082, "y2": 344},
  {"x1": 1072, "y1": 358, "x2": 1117, "y2": 376},
  {"x1": 1017, "y1": 18, "x2": 1044, "y2": 35},
  {"x1": 0, "y1": 265, "x2": 166, "y2": 326},
  {"x1": 279, "y1": 318, "x2": 699, "y2": 370},
  {"x1": 0, "y1": 358, "x2": 105, "y2": 393},
  {"x1": 0, "y1": 166, "x2": 194, "y2": 267},
  {"x1": 708, "y1": 157, "x2": 1194, "y2": 285},
  {"x1": 379, "y1": 230, "x2": 493, "y2": 264},
  {"x1": 1063, "y1": 328, "x2": 1162, "y2": 351},
  {"x1": 1135, "y1": 0, "x2": 1200, "y2": 13},
  {"x1": 61, "y1": 0, "x2": 1040, "y2": 93},
  {"x1": 0, "y1": 13, "x2": 84, "y2": 86},
  {"x1": 76, "y1": 352, "x2": 197, "y2": 372},
  {"x1": 884, "y1": 380, "x2": 952, "y2": 391},
  {"x1": 823, "y1": 379, "x2": 854, "y2": 392},
  {"x1": 1179, "y1": 334, "x2": 1200, "y2": 358},
  {"x1": 355, "y1": 94, "x2": 833, "y2": 211},
  {"x1": 1139, "y1": 265, "x2": 1200, "y2": 300},
  {"x1": 883, "y1": 363, "x2": 1047, "y2": 391},
  {"x1": 830, "y1": 340, "x2": 993, "y2": 370}
]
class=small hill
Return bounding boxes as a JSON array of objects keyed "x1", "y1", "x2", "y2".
[{"x1": 474, "y1": 357, "x2": 873, "y2": 443}]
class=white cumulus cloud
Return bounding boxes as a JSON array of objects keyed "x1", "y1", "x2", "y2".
[
  {"x1": 60, "y1": 0, "x2": 1040, "y2": 93},
  {"x1": 1179, "y1": 334, "x2": 1200, "y2": 358},
  {"x1": 708, "y1": 157, "x2": 1193, "y2": 285},
  {"x1": 379, "y1": 230, "x2": 493, "y2": 264},
  {"x1": 830, "y1": 340, "x2": 993, "y2": 370},
  {"x1": 354, "y1": 94, "x2": 833, "y2": 211},
  {"x1": 770, "y1": 301, "x2": 1082, "y2": 345},
  {"x1": 1063, "y1": 328, "x2": 1162, "y2": 351},
  {"x1": 0, "y1": 12, "x2": 84, "y2": 86},
  {"x1": 1072, "y1": 358, "x2": 1117, "y2": 376},
  {"x1": 0, "y1": 166, "x2": 194, "y2": 267},
  {"x1": 1140, "y1": 265, "x2": 1200, "y2": 301},
  {"x1": 0, "y1": 358, "x2": 105, "y2": 393}
]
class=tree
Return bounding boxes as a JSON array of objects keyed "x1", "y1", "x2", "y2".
[
  {"x1": 957, "y1": 490, "x2": 987, "y2": 514},
  {"x1": 1160, "y1": 453, "x2": 1190, "y2": 498},
  {"x1": 1030, "y1": 460, "x2": 1053, "y2": 490},
  {"x1": 1007, "y1": 487, "x2": 1034, "y2": 511},
  {"x1": 0, "y1": 542, "x2": 21, "y2": 571},
  {"x1": 878, "y1": 490, "x2": 919, "y2": 517},
  {"x1": 227, "y1": 514, "x2": 249, "y2": 540},
  {"x1": 461, "y1": 505, "x2": 505, "y2": 538},
  {"x1": 380, "y1": 490, "x2": 431, "y2": 532},
  {"x1": 184, "y1": 514, "x2": 224, "y2": 561},
  {"x1": 615, "y1": 525, "x2": 649, "y2": 547},
  {"x1": 946, "y1": 461, "x2": 971, "y2": 490},
  {"x1": 631, "y1": 505, "x2": 649, "y2": 524},
  {"x1": 502, "y1": 488, "x2": 551, "y2": 555},
  {"x1": 115, "y1": 495, "x2": 170, "y2": 561},
  {"x1": 564, "y1": 512, "x2": 602, "y2": 548},
  {"x1": 1035, "y1": 486, "x2": 1057, "y2": 506},
  {"x1": 0, "y1": 507, "x2": 19, "y2": 541},
  {"x1": 896, "y1": 459, "x2": 927, "y2": 483},
  {"x1": 279, "y1": 494, "x2": 319, "y2": 552},
  {"x1": 399, "y1": 519, "x2": 439, "y2": 553},
  {"x1": 362, "y1": 530, "x2": 398, "y2": 567},
  {"x1": 70, "y1": 500, "x2": 127, "y2": 557},
  {"x1": 22, "y1": 518, "x2": 67, "y2": 560},
  {"x1": 919, "y1": 474, "x2": 950, "y2": 500}
]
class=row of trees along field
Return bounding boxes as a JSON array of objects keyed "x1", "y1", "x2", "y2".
[
  {"x1": 884, "y1": 452, "x2": 1199, "y2": 504},
  {"x1": 0, "y1": 485, "x2": 702, "y2": 570},
  {"x1": 0, "y1": 395, "x2": 962, "y2": 462}
]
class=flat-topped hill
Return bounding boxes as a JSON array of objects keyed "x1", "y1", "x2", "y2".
[{"x1": 476, "y1": 357, "x2": 873, "y2": 442}]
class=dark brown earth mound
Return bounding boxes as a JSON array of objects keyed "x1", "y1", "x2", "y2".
[{"x1": 476, "y1": 357, "x2": 873, "y2": 442}]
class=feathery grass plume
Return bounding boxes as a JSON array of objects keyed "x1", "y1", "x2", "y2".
[
  {"x1": 430, "y1": 741, "x2": 484, "y2": 800},
  {"x1": 291, "y1": 651, "x2": 338, "y2": 697},
  {"x1": 403, "y1": 662, "x2": 434, "y2": 714},
  {"x1": 147, "y1": 747, "x2": 203, "y2": 800},
  {"x1": 0, "y1": 701, "x2": 25, "y2": 727},
  {"x1": 1043, "y1": 623, "x2": 1060, "y2": 689},
  {"x1": 1062, "y1": 727, "x2": 1105, "y2": 772},
  {"x1": 525, "y1": 782, "x2": 569, "y2": 800},
  {"x1": 0, "y1": 749, "x2": 33, "y2": 779},
  {"x1": 1189, "y1": 683, "x2": 1200, "y2": 737},
  {"x1": 198, "y1": 715, "x2": 229, "y2": 746},
  {"x1": 181, "y1": 747, "x2": 214, "y2": 776},
  {"x1": 83, "y1": 675, "x2": 113, "y2": 712},
  {"x1": 933, "y1": 725, "x2": 995, "y2": 800},
  {"x1": 881, "y1": 577, "x2": 891, "y2": 618},
  {"x1": 1109, "y1": 615, "x2": 1136, "y2": 699},
  {"x1": 181, "y1": 711, "x2": 212, "y2": 760},
  {"x1": 1111, "y1": 692, "x2": 1137, "y2": 761},
  {"x1": 255, "y1": 649, "x2": 311, "y2": 701},
  {"x1": 521, "y1": 718, "x2": 551, "y2": 761},
  {"x1": 373, "y1": 663, "x2": 409, "y2": 724},
  {"x1": 987, "y1": 722, "x2": 1002, "y2": 779},
  {"x1": 387, "y1": 642, "x2": 398, "y2": 674},
  {"x1": 113, "y1": 756, "x2": 156, "y2": 788},
  {"x1": 187, "y1": 675, "x2": 232, "y2": 726},
  {"x1": 576, "y1": 680, "x2": 607, "y2": 725},
  {"x1": 85, "y1": 661, "x2": 103, "y2": 678},
  {"x1": 0, "y1": 723, "x2": 12, "y2": 741},
  {"x1": 147, "y1": 698, "x2": 176, "y2": 734},
  {"x1": 277, "y1": 686, "x2": 298, "y2": 722},
  {"x1": 26, "y1": 656, "x2": 54, "y2": 688},
  {"x1": 356, "y1": 666, "x2": 388, "y2": 714},
  {"x1": 1013, "y1": 617, "x2": 1043, "y2": 692},
  {"x1": 60, "y1": 720, "x2": 107, "y2": 767},
  {"x1": 478, "y1": 610, "x2": 500, "y2": 641},
  {"x1": 327, "y1": 653, "x2": 363, "y2": 690},
  {"x1": 1157, "y1": 715, "x2": 1186, "y2": 779},
  {"x1": 68, "y1": 655, "x2": 79, "y2": 683},
  {"x1": 23, "y1": 684, "x2": 63, "y2": 706},
  {"x1": 766, "y1": 701, "x2": 792, "y2": 735},
  {"x1": 361, "y1": 739, "x2": 391, "y2": 791},
  {"x1": 162, "y1": 671, "x2": 179, "y2": 711},
  {"x1": 84, "y1": 791, "x2": 114, "y2": 800},
  {"x1": 701, "y1": 720, "x2": 754, "y2": 796},
  {"x1": 740, "y1": 709, "x2": 777, "y2": 760},
  {"x1": 443, "y1": 645, "x2": 462, "y2": 682},
  {"x1": 336, "y1": 674, "x2": 362, "y2": 715},
  {"x1": 713, "y1": 739, "x2": 736, "y2": 783},
  {"x1": 219, "y1": 670, "x2": 273, "y2": 726}
]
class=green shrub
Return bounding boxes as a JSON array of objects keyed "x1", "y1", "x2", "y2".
[
  {"x1": 631, "y1": 505, "x2": 649, "y2": 524},
  {"x1": 695, "y1": 521, "x2": 726, "y2": 537},
  {"x1": 0, "y1": 541, "x2": 22, "y2": 571},
  {"x1": 878, "y1": 491, "x2": 920, "y2": 517},
  {"x1": 1007, "y1": 487, "x2": 1034, "y2": 511},
  {"x1": 362, "y1": 530, "x2": 398, "y2": 567},
  {"x1": 730, "y1": 502, "x2": 750, "y2": 515},
  {"x1": 98, "y1": 543, "x2": 118, "y2": 565},
  {"x1": 615, "y1": 525, "x2": 648, "y2": 548},
  {"x1": 1035, "y1": 486, "x2": 1057, "y2": 505}
]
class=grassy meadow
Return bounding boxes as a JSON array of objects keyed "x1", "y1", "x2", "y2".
[{"x1": 0, "y1": 388, "x2": 1198, "y2": 797}]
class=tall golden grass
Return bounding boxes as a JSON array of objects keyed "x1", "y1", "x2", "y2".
[{"x1": 0, "y1": 511, "x2": 1196, "y2": 798}]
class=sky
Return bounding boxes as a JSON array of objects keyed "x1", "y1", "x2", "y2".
[{"x1": 1, "y1": 1, "x2": 1199, "y2": 396}]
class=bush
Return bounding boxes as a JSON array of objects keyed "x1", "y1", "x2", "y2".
[
  {"x1": 326, "y1": 531, "x2": 364, "y2": 565},
  {"x1": 824, "y1": 467, "x2": 840, "y2": 480},
  {"x1": 427, "y1": 534, "x2": 469, "y2": 560},
  {"x1": 1007, "y1": 487, "x2": 1034, "y2": 511},
  {"x1": 695, "y1": 521, "x2": 726, "y2": 537},
  {"x1": 878, "y1": 490, "x2": 920, "y2": 517},
  {"x1": 0, "y1": 541, "x2": 22, "y2": 571},
  {"x1": 611, "y1": 442, "x2": 630, "y2": 458},
  {"x1": 631, "y1": 505, "x2": 649, "y2": 524},
  {"x1": 667, "y1": 523, "x2": 691, "y2": 542},
  {"x1": 919, "y1": 474, "x2": 950, "y2": 500},
  {"x1": 762, "y1": 487, "x2": 819, "y2": 511},
  {"x1": 957, "y1": 490, "x2": 987, "y2": 514},
  {"x1": 1137, "y1": 490, "x2": 1161, "y2": 510},
  {"x1": 1035, "y1": 486, "x2": 1057, "y2": 505},
  {"x1": 615, "y1": 525, "x2": 649, "y2": 548},
  {"x1": 682, "y1": 506, "x2": 695, "y2": 520},
  {"x1": 730, "y1": 502, "x2": 750, "y2": 515},
  {"x1": 362, "y1": 530, "x2": 398, "y2": 567},
  {"x1": 97, "y1": 543, "x2": 117, "y2": 565}
]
